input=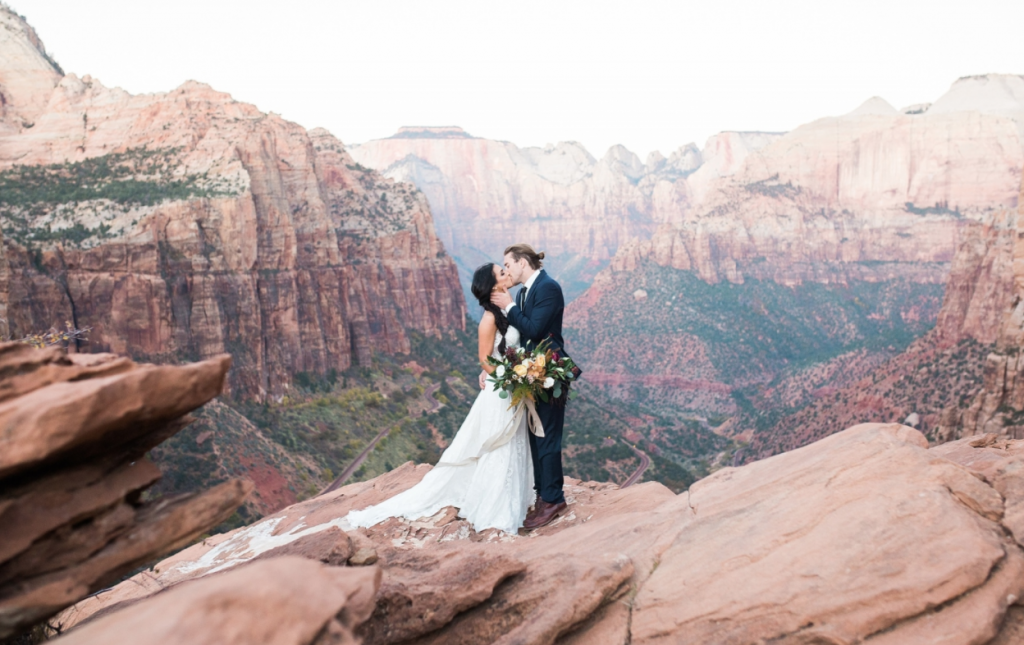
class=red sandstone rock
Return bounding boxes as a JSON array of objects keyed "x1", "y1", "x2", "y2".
[
  {"x1": 0, "y1": 354, "x2": 231, "y2": 479},
  {"x1": 253, "y1": 527, "x2": 353, "y2": 567},
  {"x1": 358, "y1": 545, "x2": 525, "y2": 644},
  {"x1": 992, "y1": 606, "x2": 1024, "y2": 645},
  {"x1": 350, "y1": 132, "x2": 655, "y2": 264},
  {"x1": 933, "y1": 434, "x2": 1024, "y2": 548},
  {"x1": 61, "y1": 422, "x2": 1024, "y2": 643},
  {"x1": 352, "y1": 79, "x2": 1024, "y2": 296},
  {"x1": 54, "y1": 557, "x2": 381, "y2": 645},
  {"x1": 0, "y1": 346, "x2": 250, "y2": 639},
  {"x1": 630, "y1": 424, "x2": 1017, "y2": 644}
]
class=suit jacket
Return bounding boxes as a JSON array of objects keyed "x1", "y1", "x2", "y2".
[{"x1": 506, "y1": 270, "x2": 565, "y2": 353}]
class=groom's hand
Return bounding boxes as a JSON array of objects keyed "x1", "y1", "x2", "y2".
[
  {"x1": 491, "y1": 290, "x2": 513, "y2": 310},
  {"x1": 478, "y1": 371, "x2": 488, "y2": 390}
]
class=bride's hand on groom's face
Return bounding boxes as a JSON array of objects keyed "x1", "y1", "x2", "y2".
[{"x1": 491, "y1": 290, "x2": 513, "y2": 309}]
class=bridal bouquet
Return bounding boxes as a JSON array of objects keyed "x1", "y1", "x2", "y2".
[{"x1": 486, "y1": 339, "x2": 580, "y2": 408}]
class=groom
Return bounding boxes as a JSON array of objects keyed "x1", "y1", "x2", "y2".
[{"x1": 490, "y1": 243, "x2": 568, "y2": 529}]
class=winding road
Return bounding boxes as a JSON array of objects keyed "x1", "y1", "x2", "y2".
[
  {"x1": 319, "y1": 423, "x2": 393, "y2": 495},
  {"x1": 318, "y1": 382, "x2": 446, "y2": 496},
  {"x1": 621, "y1": 442, "x2": 651, "y2": 488},
  {"x1": 424, "y1": 382, "x2": 442, "y2": 412}
]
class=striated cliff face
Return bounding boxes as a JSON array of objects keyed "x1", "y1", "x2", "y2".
[
  {"x1": 0, "y1": 7, "x2": 465, "y2": 400},
  {"x1": 0, "y1": 3, "x2": 62, "y2": 131},
  {"x1": 614, "y1": 84, "x2": 1024, "y2": 286},
  {"x1": 349, "y1": 129, "x2": 657, "y2": 266},
  {"x1": 352, "y1": 77, "x2": 1024, "y2": 298},
  {"x1": 0, "y1": 345, "x2": 251, "y2": 638},
  {"x1": 934, "y1": 175, "x2": 1024, "y2": 438}
]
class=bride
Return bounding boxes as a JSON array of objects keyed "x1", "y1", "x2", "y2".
[{"x1": 343, "y1": 263, "x2": 535, "y2": 534}]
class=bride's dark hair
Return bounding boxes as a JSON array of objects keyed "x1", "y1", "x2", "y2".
[{"x1": 471, "y1": 263, "x2": 509, "y2": 355}]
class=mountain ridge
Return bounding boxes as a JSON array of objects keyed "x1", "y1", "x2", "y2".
[{"x1": 0, "y1": 4, "x2": 466, "y2": 402}]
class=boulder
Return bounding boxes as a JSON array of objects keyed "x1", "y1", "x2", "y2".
[
  {"x1": 630, "y1": 424, "x2": 1020, "y2": 644},
  {"x1": 933, "y1": 433, "x2": 1024, "y2": 547},
  {"x1": 0, "y1": 345, "x2": 250, "y2": 639},
  {"x1": 358, "y1": 545, "x2": 525, "y2": 644},
  {"x1": 253, "y1": 528, "x2": 353, "y2": 567},
  {"x1": 53, "y1": 557, "x2": 380, "y2": 645}
]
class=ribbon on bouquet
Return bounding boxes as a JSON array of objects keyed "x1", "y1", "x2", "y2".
[{"x1": 523, "y1": 399, "x2": 545, "y2": 438}]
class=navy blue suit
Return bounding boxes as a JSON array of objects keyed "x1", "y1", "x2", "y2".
[{"x1": 505, "y1": 270, "x2": 567, "y2": 505}]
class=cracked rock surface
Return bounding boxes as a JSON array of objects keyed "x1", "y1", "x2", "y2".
[{"x1": 58, "y1": 423, "x2": 1024, "y2": 644}]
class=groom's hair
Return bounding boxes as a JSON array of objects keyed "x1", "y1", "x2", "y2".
[{"x1": 504, "y1": 243, "x2": 545, "y2": 270}]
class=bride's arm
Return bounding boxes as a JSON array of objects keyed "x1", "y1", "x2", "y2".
[{"x1": 478, "y1": 311, "x2": 498, "y2": 375}]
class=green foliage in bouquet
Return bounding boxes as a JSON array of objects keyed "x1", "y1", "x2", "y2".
[{"x1": 486, "y1": 340, "x2": 578, "y2": 407}]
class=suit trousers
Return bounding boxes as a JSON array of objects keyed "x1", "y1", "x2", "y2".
[{"x1": 530, "y1": 398, "x2": 566, "y2": 505}]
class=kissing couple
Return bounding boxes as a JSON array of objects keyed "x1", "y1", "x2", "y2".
[{"x1": 343, "y1": 243, "x2": 575, "y2": 534}]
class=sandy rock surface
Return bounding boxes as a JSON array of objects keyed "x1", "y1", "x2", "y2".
[
  {"x1": 56, "y1": 422, "x2": 1024, "y2": 644},
  {"x1": 55, "y1": 557, "x2": 380, "y2": 645}
]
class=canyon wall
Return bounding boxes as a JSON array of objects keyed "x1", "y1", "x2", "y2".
[
  {"x1": 0, "y1": 7, "x2": 465, "y2": 400},
  {"x1": 351, "y1": 77, "x2": 1024, "y2": 297},
  {"x1": 935, "y1": 174, "x2": 1024, "y2": 438},
  {"x1": 733, "y1": 172, "x2": 1024, "y2": 460},
  {"x1": 614, "y1": 86, "x2": 1024, "y2": 286},
  {"x1": 348, "y1": 127, "x2": 660, "y2": 267},
  {"x1": 558, "y1": 78, "x2": 1024, "y2": 448}
]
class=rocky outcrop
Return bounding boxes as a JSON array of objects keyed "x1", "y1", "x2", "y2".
[
  {"x1": 57, "y1": 423, "x2": 1024, "y2": 644},
  {"x1": 0, "y1": 6, "x2": 465, "y2": 400},
  {"x1": 932, "y1": 213, "x2": 1018, "y2": 346},
  {"x1": 0, "y1": 4, "x2": 62, "y2": 131},
  {"x1": 937, "y1": 175, "x2": 1024, "y2": 438},
  {"x1": 0, "y1": 343, "x2": 250, "y2": 639},
  {"x1": 56, "y1": 558, "x2": 380, "y2": 645}
]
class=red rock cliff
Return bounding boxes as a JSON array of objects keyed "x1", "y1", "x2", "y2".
[{"x1": 0, "y1": 7, "x2": 465, "y2": 400}]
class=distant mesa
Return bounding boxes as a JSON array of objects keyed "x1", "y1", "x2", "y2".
[
  {"x1": 846, "y1": 96, "x2": 899, "y2": 117},
  {"x1": 930, "y1": 73, "x2": 1024, "y2": 119},
  {"x1": 390, "y1": 126, "x2": 475, "y2": 139}
]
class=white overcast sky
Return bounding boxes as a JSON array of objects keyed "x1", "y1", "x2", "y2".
[{"x1": 10, "y1": 0, "x2": 1024, "y2": 159}]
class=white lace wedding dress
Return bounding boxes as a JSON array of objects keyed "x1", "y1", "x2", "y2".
[{"x1": 343, "y1": 326, "x2": 535, "y2": 534}]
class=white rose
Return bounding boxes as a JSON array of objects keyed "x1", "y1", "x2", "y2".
[
  {"x1": 543, "y1": 377, "x2": 555, "y2": 389},
  {"x1": 522, "y1": 359, "x2": 532, "y2": 369},
  {"x1": 495, "y1": 365, "x2": 505, "y2": 377}
]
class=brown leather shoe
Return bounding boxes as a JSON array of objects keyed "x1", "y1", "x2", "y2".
[
  {"x1": 525, "y1": 499, "x2": 548, "y2": 523},
  {"x1": 523, "y1": 501, "x2": 566, "y2": 530}
]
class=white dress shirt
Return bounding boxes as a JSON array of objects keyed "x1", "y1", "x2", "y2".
[{"x1": 504, "y1": 270, "x2": 540, "y2": 315}]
